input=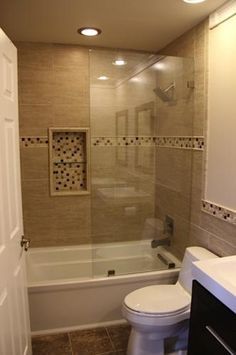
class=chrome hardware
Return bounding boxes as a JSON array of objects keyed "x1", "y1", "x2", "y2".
[
  {"x1": 205, "y1": 326, "x2": 235, "y2": 355},
  {"x1": 107, "y1": 270, "x2": 115, "y2": 277},
  {"x1": 157, "y1": 253, "x2": 175, "y2": 269},
  {"x1": 187, "y1": 80, "x2": 195, "y2": 89},
  {"x1": 164, "y1": 215, "x2": 174, "y2": 237},
  {"x1": 151, "y1": 216, "x2": 173, "y2": 249},
  {"x1": 21, "y1": 236, "x2": 30, "y2": 251},
  {"x1": 151, "y1": 238, "x2": 170, "y2": 248}
]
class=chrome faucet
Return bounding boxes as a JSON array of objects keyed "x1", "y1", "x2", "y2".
[{"x1": 151, "y1": 238, "x2": 170, "y2": 248}]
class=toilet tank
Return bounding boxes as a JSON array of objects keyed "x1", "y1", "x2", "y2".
[{"x1": 178, "y1": 247, "x2": 218, "y2": 294}]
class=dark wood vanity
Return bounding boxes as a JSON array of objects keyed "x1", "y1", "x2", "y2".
[{"x1": 188, "y1": 281, "x2": 236, "y2": 355}]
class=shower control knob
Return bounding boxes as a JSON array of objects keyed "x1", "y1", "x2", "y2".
[{"x1": 21, "y1": 236, "x2": 31, "y2": 251}]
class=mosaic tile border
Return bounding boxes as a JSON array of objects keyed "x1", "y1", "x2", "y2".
[
  {"x1": 20, "y1": 136, "x2": 204, "y2": 150},
  {"x1": 92, "y1": 136, "x2": 204, "y2": 150},
  {"x1": 20, "y1": 136, "x2": 48, "y2": 148},
  {"x1": 155, "y1": 136, "x2": 204, "y2": 150},
  {"x1": 202, "y1": 200, "x2": 236, "y2": 225}
]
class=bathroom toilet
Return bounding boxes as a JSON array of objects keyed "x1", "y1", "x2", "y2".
[{"x1": 122, "y1": 247, "x2": 218, "y2": 355}]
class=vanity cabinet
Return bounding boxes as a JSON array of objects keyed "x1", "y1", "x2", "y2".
[{"x1": 188, "y1": 280, "x2": 236, "y2": 355}]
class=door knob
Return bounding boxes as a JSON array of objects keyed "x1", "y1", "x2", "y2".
[{"x1": 21, "y1": 236, "x2": 30, "y2": 251}]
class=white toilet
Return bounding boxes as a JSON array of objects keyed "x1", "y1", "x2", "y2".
[{"x1": 122, "y1": 247, "x2": 218, "y2": 355}]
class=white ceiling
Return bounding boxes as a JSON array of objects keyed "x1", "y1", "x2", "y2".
[{"x1": 0, "y1": 0, "x2": 227, "y2": 51}]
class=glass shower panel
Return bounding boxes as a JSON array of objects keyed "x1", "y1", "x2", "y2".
[
  {"x1": 154, "y1": 56, "x2": 194, "y2": 260},
  {"x1": 90, "y1": 49, "x2": 194, "y2": 277}
]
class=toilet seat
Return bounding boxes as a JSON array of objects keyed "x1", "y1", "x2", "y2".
[{"x1": 124, "y1": 283, "x2": 191, "y2": 317}]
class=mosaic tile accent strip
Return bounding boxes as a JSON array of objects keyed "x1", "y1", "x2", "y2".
[
  {"x1": 49, "y1": 129, "x2": 90, "y2": 196},
  {"x1": 92, "y1": 137, "x2": 155, "y2": 147},
  {"x1": 20, "y1": 136, "x2": 48, "y2": 148},
  {"x1": 91, "y1": 137, "x2": 117, "y2": 146},
  {"x1": 155, "y1": 136, "x2": 204, "y2": 150},
  {"x1": 21, "y1": 135, "x2": 204, "y2": 150},
  {"x1": 92, "y1": 136, "x2": 204, "y2": 150},
  {"x1": 202, "y1": 200, "x2": 236, "y2": 225},
  {"x1": 118, "y1": 136, "x2": 154, "y2": 146}
]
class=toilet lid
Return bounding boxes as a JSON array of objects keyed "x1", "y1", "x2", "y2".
[{"x1": 124, "y1": 284, "x2": 190, "y2": 315}]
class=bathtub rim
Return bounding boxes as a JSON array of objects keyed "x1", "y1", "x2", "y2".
[{"x1": 28, "y1": 268, "x2": 180, "y2": 293}]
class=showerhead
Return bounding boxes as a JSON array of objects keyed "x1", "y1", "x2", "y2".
[
  {"x1": 153, "y1": 87, "x2": 172, "y2": 102},
  {"x1": 153, "y1": 82, "x2": 175, "y2": 102}
]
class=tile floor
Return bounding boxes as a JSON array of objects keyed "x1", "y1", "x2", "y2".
[{"x1": 32, "y1": 324, "x2": 130, "y2": 355}]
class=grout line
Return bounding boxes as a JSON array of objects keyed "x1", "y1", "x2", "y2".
[
  {"x1": 105, "y1": 327, "x2": 116, "y2": 352},
  {"x1": 67, "y1": 332, "x2": 74, "y2": 355}
]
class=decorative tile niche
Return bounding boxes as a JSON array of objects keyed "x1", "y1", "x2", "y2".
[{"x1": 49, "y1": 128, "x2": 90, "y2": 196}]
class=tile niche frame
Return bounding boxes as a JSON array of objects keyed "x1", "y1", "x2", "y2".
[{"x1": 49, "y1": 127, "x2": 90, "y2": 196}]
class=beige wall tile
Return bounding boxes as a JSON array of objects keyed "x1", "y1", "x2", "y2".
[
  {"x1": 19, "y1": 104, "x2": 54, "y2": 136},
  {"x1": 22, "y1": 179, "x2": 55, "y2": 246},
  {"x1": 190, "y1": 150, "x2": 203, "y2": 225},
  {"x1": 155, "y1": 183, "x2": 191, "y2": 221},
  {"x1": 18, "y1": 67, "x2": 54, "y2": 105},
  {"x1": 158, "y1": 19, "x2": 236, "y2": 257},
  {"x1": 52, "y1": 195, "x2": 91, "y2": 244},
  {"x1": 53, "y1": 103, "x2": 89, "y2": 128},
  {"x1": 200, "y1": 212, "x2": 236, "y2": 247},
  {"x1": 17, "y1": 42, "x2": 53, "y2": 70},
  {"x1": 188, "y1": 223, "x2": 209, "y2": 249},
  {"x1": 20, "y1": 147, "x2": 49, "y2": 180},
  {"x1": 52, "y1": 44, "x2": 89, "y2": 69},
  {"x1": 18, "y1": 43, "x2": 91, "y2": 247},
  {"x1": 52, "y1": 66, "x2": 89, "y2": 106},
  {"x1": 208, "y1": 233, "x2": 236, "y2": 257},
  {"x1": 155, "y1": 148, "x2": 192, "y2": 197}
]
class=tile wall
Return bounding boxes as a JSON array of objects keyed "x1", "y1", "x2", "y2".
[
  {"x1": 160, "y1": 20, "x2": 236, "y2": 256},
  {"x1": 18, "y1": 20, "x2": 236, "y2": 256},
  {"x1": 18, "y1": 43, "x2": 91, "y2": 247}
]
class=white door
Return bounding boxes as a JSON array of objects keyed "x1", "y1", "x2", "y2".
[{"x1": 0, "y1": 28, "x2": 32, "y2": 355}]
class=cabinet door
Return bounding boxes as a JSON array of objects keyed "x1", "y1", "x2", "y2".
[{"x1": 188, "y1": 281, "x2": 236, "y2": 355}]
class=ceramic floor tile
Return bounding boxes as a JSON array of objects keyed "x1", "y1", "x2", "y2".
[
  {"x1": 69, "y1": 327, "x2": 114, "y2": 355},
  {"x1": 99, "y1": 352, "x2": 126, "y2": 355},
  {"x1": 32, "y1": 333, "x2": 72, "y2": 355},
  {"x1": 106, "y1": 324, "x2": 131, "y2": 351}
]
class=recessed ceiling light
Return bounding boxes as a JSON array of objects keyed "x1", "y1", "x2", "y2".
[
  {"x1": 98, "y1": 76, "x2": 109, "y2": 81},
  {"x1": 153, "y1": 62, "x2": 166, "y2": 70},
  {"x1": 182, "y1": 0, "x2": 206, "y2": 3},
  {"x1": 78, "y1": 27, "x2": 102, "y2": 37},
  {"x1": 112, "y1": 59, "x2": 127, "y2": 66},
  {"x1": 130, "y1": 77, "x2": 141, "y2": 83}
]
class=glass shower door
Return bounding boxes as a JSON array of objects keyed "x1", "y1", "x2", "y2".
[{"x1": 89, "y1": 49, "x2": 194, "y2": 278}]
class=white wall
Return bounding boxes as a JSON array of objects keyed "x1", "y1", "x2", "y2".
[{"x1": 206, "y1": 14, "x2": 236, "y2": 210}]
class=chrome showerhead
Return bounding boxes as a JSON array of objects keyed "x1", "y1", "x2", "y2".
[{"x1": 153, "y1": 82, "x2": 175, "y2": 102}]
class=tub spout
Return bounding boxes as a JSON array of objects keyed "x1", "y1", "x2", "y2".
[{"x1": 151, "y1": 238, "x2": 171, "y2": 248}]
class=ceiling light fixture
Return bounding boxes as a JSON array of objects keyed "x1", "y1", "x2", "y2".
[
  {"x1": 182, "y1": 0, "x2": 206, "y2": 3},
  {"x1": 98, "y1": 76, "x2": 109, "y2": 80},
  {"x1": 113, "y1": 59, "x2": 127, "y2": 66},
  {"x1": 78, "y1": 27, "x2": 102, "y2": 37}
]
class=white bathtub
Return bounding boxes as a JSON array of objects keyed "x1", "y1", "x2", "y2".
[{"x1": 27, "y1": 240, "x2": 181, "y2": 334}]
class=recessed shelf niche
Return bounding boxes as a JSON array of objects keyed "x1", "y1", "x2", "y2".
[{"x1": 49, "y1": 128, "x2": 90, "y2": 196}]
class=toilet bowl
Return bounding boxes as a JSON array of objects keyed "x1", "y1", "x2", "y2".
[{"x1": 122, "y1": 247, "x2": 218, "y2": 355}]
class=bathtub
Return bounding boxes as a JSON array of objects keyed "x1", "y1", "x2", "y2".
[{"x1": 27, "y1": 240, "x2": 181, "y2": 334}]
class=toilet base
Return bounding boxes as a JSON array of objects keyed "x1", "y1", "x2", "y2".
[
  {"x1": 127, "y1": 328, "x2": 164, "y2": 355},
  {"x1": 126, "y1": 320, "x2": 189, "y2": 355}
]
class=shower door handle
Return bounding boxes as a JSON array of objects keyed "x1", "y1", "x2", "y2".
[{"x1": 21, "y1": 236, "x2": 31, "y2": 251}]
